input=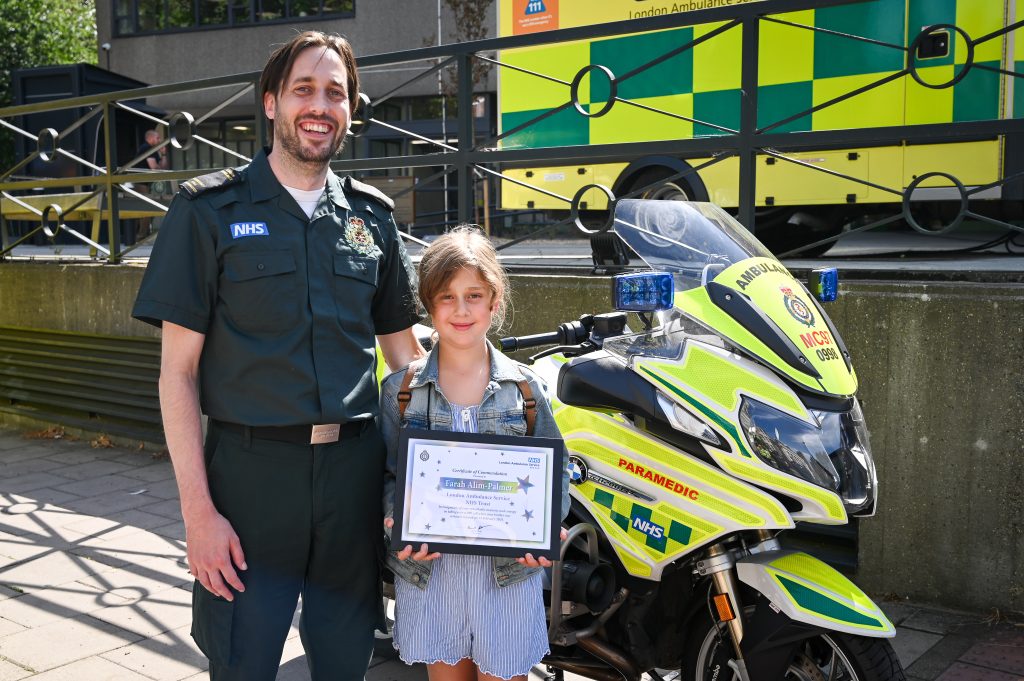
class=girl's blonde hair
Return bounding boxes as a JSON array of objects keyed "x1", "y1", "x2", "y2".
[{"x1": 417, "y1": 225, "x2": 511, "y2": 332}]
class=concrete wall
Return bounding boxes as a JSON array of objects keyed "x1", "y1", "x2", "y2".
[
  {"x1": 826, "y1": 281, "x2": 1024, "y2": 614},
  {"x1": 0, "y1": 262, "x2": 1022, "y2": 613}
]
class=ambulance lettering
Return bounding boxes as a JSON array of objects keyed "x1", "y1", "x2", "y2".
[
  {"x1": 735, "y1": 260, "x2": 789, "y2": 291},
  {"x1": 618, "y1": 458, "x2": 700, "y2": 500}
]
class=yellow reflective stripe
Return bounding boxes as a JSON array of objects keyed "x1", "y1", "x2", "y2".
[
  {"x1": 767, "y1": 568, "x2": 890, "y2": 632},
  {"x1": 558, "y1": 407, "x2": 789, "y2": 524},
  {"x1": 675, "y1": 288, "x2": 822, "y2": 391},
  {"x1": 719, "y1": 456, "x2": 846, "y2": 522},
  {"x1": 769, "y1": 553, "x2": 875, "y2": 612},
  {"x1": 641, "y1": 346, "x2": 804, "y2": 415},
  {"x1": 567, "y1": 437, "x2": 765, "y2": 527}
]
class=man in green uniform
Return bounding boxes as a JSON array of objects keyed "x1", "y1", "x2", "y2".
[{"x1": 132, "y1": 31, "x2": 424, "y2": 681}]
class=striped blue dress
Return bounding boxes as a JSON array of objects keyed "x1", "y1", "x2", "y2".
[{"x1": 392, "y1": 404, "x2": 550, "y2": 679}]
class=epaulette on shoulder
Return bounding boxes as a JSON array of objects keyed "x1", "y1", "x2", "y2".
[
  {"x1": 346, "y1": 177, "x2": 395, "y2": 211},
  {"x1": 179, "y1": 167, "x2": 243, "y2": 200}
]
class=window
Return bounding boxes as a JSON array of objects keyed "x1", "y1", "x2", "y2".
[{"x1": 114, "y1": 0, "x2": 354, "y2": 36}]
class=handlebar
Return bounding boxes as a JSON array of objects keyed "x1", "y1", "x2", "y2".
[{"x1": 499, "y1": 317, "x2": 593, "y2": 353}]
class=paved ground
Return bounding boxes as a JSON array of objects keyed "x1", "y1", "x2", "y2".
[{"x1": 0, "y1": 428, "x2": 1021, "y2": 680}]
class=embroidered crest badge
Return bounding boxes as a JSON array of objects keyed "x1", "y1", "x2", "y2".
[
  {"x1": 344, "y1": 216, "x2": 375, "y2": 255},
  {"x1": 781, "y1": 286, "x2": 815, "y2": 327}
]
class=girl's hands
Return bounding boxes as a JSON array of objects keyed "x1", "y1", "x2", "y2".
[
  {"x1": 516, "y1": 527, "x2": 569, "y2": 568},
  {"x1": 384, "y1": 517, "x2": 441, "y2": 562}
]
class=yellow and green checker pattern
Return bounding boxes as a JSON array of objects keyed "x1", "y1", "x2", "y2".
[
  {"x1": 737, "y1": 551, "x2": 895, "y2": 637},
  {"x1": 498, "y1": 0, "x2": 1010, "y2": 209},
  {"x1": 500, "y1": 0, "x2": 1007, "y2": 144},
  {"x1": 551, "y1": 395, "x2": 793, "y2": 579}
]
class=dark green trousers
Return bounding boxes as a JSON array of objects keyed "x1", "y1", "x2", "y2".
[{"x1": 192, "y1": 421, "x2": 384, "y2": 681}]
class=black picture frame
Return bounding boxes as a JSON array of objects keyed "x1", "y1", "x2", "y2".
[{"x1": 392, "y1": 428, "x2": 564, "y2": 560}]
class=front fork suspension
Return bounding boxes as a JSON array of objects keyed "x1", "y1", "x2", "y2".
[
  {"x1": 695, "y1": 531, "x2": 776, "y2": 681},
  {"x1": 696, "y1": 544, "x2": 745, "y2": 657}
]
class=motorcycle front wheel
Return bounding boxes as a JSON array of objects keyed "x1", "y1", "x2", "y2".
[{"x1": 682, "y1": 618, "x2": 906, "y2": 681}]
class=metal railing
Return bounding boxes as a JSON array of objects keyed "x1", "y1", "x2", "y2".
[{"x1": 2, "y1": 0, "x2": 1023, "y2": 262}]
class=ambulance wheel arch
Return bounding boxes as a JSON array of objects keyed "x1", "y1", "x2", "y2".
[{"x1": 614, "y1": 157, "x2": 709, "y2": 203}]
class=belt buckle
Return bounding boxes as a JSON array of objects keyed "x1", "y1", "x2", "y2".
[{"x1": 310, "y1": 423, "x2": 341, "y2": 445}]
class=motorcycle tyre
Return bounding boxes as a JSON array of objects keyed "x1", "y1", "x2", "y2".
[{"x1": 681, "y1": 615, "x2": 906, "y2": 681}]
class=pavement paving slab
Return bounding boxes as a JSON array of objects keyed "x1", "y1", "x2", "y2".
[
  {"x1": 60, "y1": 508, "x2": 174, "y2": 539},
  {"x1": 64, "y1": 490, "x2": 164, "y2": 517},
  {"x1": 88, "y1": 584, "x2": 194, "y2": 638},
  {"x1": 894, "y1": 628, "x2": 945, "y2": 668},
  {"x1": 935, "y1": 662, "x2": 1023, "y2": 681},
  {"x1": 19, "y1": 656, "x2": 153, "y2": 680},
  {"x1": 0, "y1": 530, "x2": 61, "y2": 565},
  {"x1": 0, "y1": 551, "x2": 114, "y2": 595},
  {"x1": 0, "y1": 613, "x2": 144, "y2": 672},
  {"x1": 0, "y1": 426, "x2": 1022, "y2": 680},
  {"x1": 0, "y1": 459, "x2": 68, "y2": 478},
  {"x1": 136, "y1": 498, "x2": 186, "y2": 521},
  {"x1": 53, "y1": 473, "x2": 152, "y2": 499},
  {"x1": 0, "y1": 616, "x2": 26, "y2": 638},
  {"x1": 0, "y1": 580, "x2": 128, "y2": 628},
  {"x1": 52, "y1": 460, "x2": 138, "y2": 482},
  {"x1": 100, "y1": 624, "x2": 207, "y2": 681},
  {"x1": 2, "y1": 473, "x2": 75, "y2": 496},
  {"x1": 959, "y1": 640, "x2": 1024, "y2": 675},
  {"x1": 1, "y1": 489, "x2": 83, "y2": 510},
  {"x1": 121, "y1": 462, "x2": 177, "y2": 484},
  {"x1": 0, "y1": 659, "x2": 31, "y2": 681}
]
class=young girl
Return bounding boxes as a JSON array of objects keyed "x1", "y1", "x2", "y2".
[{"x1": 381, "y1": 226, "x2": 569, "y2": 681}]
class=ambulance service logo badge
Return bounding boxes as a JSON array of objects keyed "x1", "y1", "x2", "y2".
[
  {"x1": 344, "y1": 216, "x2": 375, "y2": 255},
  {"x1": 781, "y1": 286, "x2": 815, "y2": 327}
]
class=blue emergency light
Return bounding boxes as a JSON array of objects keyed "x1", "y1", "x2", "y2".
[
  {"x1": 809, "y1": 267, "x2": 839, "y2": 302},
  {"x1": 612, "y1": 272, "x2": 675, "y2": 312}
]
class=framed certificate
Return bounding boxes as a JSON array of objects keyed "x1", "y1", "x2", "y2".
[{"x1": 392, "y1": 428, "x2": 564, "y2": 560}]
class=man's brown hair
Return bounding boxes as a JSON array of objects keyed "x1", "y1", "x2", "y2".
[{"x1": 259, "y1": 31, "x2": 360, "y2": 147}]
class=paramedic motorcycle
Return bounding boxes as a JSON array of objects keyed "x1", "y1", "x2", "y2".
[{"x1": 501, "y1": 200, "x2": 903, "y2": 681}]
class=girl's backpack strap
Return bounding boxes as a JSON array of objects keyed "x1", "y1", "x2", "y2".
[
  {"x1": 517, "y1": 378, "x2": 537, "y2": 437},
  {"x1": 396, "y1": 361, "x2": 423, "y2": 421}
]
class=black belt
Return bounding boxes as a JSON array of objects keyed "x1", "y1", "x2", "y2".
[{"x1": 213, "y1": 419, "x2": 365, "y2": 445}]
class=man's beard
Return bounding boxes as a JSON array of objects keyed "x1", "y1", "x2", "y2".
[{"x1": 274, "y1": 118, "x2": 346, "y2": 165}]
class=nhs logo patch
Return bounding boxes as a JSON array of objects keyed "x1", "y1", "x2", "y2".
[
  {"x1": 631, "y1": 515, "x2": 664, "y2": 540},
  {"x1": 230, "y1": 222, "x2": 269, "y2": 239}
]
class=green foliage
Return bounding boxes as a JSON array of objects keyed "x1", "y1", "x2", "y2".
[
  {"x1": 0, "y1": 0, "x2": 96, "y2": 170},
  {"x1": 0, "y1": 0, "x2": 97, "y2": 108}
]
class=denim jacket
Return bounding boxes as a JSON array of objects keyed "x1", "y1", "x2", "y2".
[{"x1": 380, "y1": 340, "x2": 568, "y2": 590}]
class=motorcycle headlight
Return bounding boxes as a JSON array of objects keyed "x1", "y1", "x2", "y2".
[{"x1": 739, "y1": 397, "x2": 877, "y2": 515}]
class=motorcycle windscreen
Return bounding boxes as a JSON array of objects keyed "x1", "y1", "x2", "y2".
[
  {"x1": 612, "y1": 199, "x2": 775, "y2": 293},
  {"x1": 612, "y1": 200, "x2": 856, "y2": 397}
]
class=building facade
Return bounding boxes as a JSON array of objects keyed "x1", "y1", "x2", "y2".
[{"x1": 93, "y1": 1, "x2": 498, "y2": 227}]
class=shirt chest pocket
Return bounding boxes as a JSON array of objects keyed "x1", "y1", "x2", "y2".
[
  {"x1": 221, "y1": 250, "x2": 298, "y2": 333},
  {"x1": 333, "y1": 254, "x2": 378, "y2": 334}
]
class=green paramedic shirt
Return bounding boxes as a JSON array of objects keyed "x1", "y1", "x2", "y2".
[{"x1": 132, "y1": 149, "x2": 421, "y2": 426}]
